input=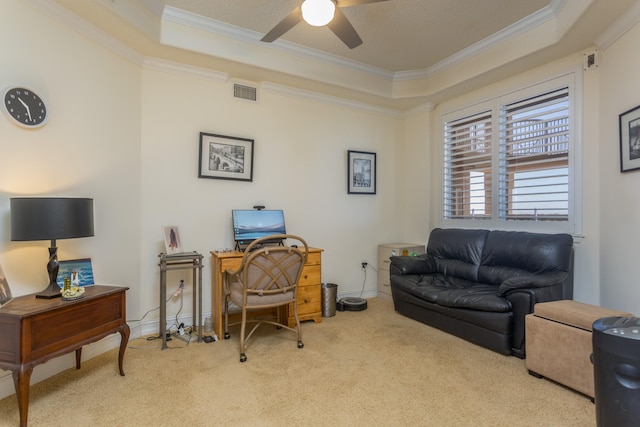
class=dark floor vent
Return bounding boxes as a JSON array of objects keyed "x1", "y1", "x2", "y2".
[{"x1": 233, "y1": 83, "x2": 258, "y2": 102}]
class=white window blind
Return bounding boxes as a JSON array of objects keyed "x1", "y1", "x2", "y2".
[
  {"x1": 500, "y1": 87, "x2": 569, "y2": 221},
  {"x1": 444, "y1": 111, "x2": 493, "y2": 220}
]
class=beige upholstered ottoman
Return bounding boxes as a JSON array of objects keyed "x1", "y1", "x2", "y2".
[{"x1": 525, "y1": 300, "x2": 633, "y2": 398}]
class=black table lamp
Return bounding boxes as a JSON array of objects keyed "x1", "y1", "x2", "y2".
[{"x1": 10, "y1": 197, "x2": 94, "y2": 299}]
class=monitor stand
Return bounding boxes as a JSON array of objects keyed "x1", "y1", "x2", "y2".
[{"x1": 234, "y1": 239, "x2": 284, "y2": 252}]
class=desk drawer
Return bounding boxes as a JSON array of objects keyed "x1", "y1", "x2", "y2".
[
  {"x1": 297, "y1": 284, "x2": 321, "y2": 315},
  {"x1": 305, "y1": 252, "x2": 321, "y2": 266},
  {"x1": 299, "y1": 265, "x2": 320, "y2": 286}
]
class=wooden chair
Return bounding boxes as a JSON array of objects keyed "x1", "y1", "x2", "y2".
[{"x1": 223, "y1": 234, "x2": 308, "y2": 362}]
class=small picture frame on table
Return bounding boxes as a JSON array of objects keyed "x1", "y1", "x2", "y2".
[
  {"x1": 348, "y1": 150, "x2": 376, "y2": 194},
  {"x1": 56, "y1": 258, "x2": 95, "y2": 288},
  {"x1": 163, "y1": 225, "x2": 183, "y2": 255},
  {"x1": 619, "y1": 104, "x2": 640, "y2": 172},
  {"x1": 198, "y1": 132, "x2": 254, "y2": 181},
  {"x1": 0, "y1": 263, "x2": 12, "y2": 307}
]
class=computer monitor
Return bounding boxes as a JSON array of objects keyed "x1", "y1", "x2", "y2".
[{"x1": 232, "y1": 209, "x2": 286, "y2": 246}]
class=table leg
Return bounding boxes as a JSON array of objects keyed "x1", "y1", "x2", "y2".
[
  {"x1": 12, "y1": 365, "x2": 33, "y2": 427},
  {"x1": 118, "y1": 324, "x2": 130, "y2": 376}
]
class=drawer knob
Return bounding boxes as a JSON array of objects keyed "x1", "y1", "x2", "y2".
[
  {"x1": 304, "y1": 298, "x2": 310, "y2": 303},
  {"x1": 303, "y1": 274, "x2": 308, "y2": 279}
]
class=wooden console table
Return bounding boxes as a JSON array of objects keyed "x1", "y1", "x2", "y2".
[
  {"x1": 210, "y1": 247, "x2": 323, "y2": 339},
  {"x1": 0, "y1": 285, "x2": 130, "y2": 427}
]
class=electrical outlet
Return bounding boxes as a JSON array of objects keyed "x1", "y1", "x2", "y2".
[{"x1": 361, "y1": 261, "x2": 368, "y2": 270}]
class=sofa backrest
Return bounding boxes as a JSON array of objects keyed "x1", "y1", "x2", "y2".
[
  {"x1": 478, "y1": 230, "x2": 574, "y2": 288},
  {"x1": 427, "y1": 228, "x2": 489, "y2": 282}
]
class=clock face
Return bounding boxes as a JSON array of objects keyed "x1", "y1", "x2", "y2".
[{"x1": 3, "y1": 87, "x2": 48, "y2": 128}]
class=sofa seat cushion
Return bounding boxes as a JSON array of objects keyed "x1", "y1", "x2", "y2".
[{"x1": 391, "y1": 273, "x2": 512, "y2": 313}]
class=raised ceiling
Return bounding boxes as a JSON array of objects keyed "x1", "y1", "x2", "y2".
[
  {"x1": 163, "y1": 0, "x2": 550, "y2": 72},
  {"x1": 50, "y1": 0, "x2": 637, "y2": 111}
]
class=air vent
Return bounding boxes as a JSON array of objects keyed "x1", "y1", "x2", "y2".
[{"x1": 233, "y1": 83, "x2": 258, "y2": 102}]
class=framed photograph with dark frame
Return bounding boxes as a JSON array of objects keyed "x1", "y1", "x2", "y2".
[
  {"x1": 348, "y1": 150, "x2": 376, "y2": 194},
  {"x1": 56, "y1": 258, "x2": 95, "y2": 288},
  {"x1": 619, "y1": 105, "x2": 640, "y2": 172},
  {"x1": 198, "y1": 132, "x2": 254, "y2": 181}
]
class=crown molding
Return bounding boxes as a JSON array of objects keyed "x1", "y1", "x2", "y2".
[
  {"x1": 260, "y1": 82, "x2": 403, "y2": 117},
  {"x1": 143, "y1": 57, "x2": 229, "y2": 83}
]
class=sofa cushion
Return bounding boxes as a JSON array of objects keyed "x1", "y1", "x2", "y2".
[
  {"x1": 428, "y1": 228, "x2": 489, "y2": 282},
  {"x1": 481, "y1": 231, "x2": 573, "y2": 271},
  {"x1": 437, "y1": 286, "x2": 512, "y2": 312},
  {"x1": 390, "y1": 273, "x2": 511, "y2": 312}
]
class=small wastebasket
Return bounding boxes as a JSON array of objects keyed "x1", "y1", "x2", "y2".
[{"x1": 321, "y1": 283, "x2": 338, "y2": 317}]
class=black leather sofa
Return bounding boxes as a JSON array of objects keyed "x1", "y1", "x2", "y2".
[{"x1": 389, "y1": 228, "x2": 573, "y2": 358}]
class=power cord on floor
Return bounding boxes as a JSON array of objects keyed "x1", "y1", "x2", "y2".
[{"x1": 126, "y1": 280, "x2": 195, "y2": 348}]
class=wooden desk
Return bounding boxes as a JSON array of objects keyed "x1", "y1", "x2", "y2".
[
  {"x1": 0, "y1": 285, "x2": 130, "y2": 427},
  {"x1": 210, "y1": 248, "x2": 323, "y2": 339}
]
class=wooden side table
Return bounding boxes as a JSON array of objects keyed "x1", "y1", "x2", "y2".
[
  {"x1": 0, "y1": 285, "x2": 130, "y2": 427},
  {"x1": 158, "y1": 252, "x2": 203, "y2": 349}
]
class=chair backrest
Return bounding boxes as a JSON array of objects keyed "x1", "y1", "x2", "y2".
[{"x1": 240, "y1": 234, "x2": 308, "y2": 299}]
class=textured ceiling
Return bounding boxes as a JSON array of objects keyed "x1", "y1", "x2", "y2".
[{"x1": 163, "y1": 0, "x2": 551, "y2": 72}]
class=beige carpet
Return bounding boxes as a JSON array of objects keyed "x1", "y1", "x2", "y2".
[{"x1": 0, "y1": 298, "x2": 594, "y2": 426}]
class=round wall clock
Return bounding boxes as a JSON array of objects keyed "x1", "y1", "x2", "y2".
[{"x1": 3, "y1": 86, "x2": 48, "y2": 128}]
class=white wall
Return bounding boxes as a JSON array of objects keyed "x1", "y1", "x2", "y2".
[
  {"x1": 138, "y1": 68, "x2": 404, "y2": 321},
  {"x1": 0, "y1": 1, "x2": 142, "y2": 299},
  {"x1": 598, "y1": 21, "x2": 640, "y2": 315}
]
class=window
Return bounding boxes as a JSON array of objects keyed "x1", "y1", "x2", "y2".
[{"x1": 443, "y1": 75, "x2": 578, "y2": 232}]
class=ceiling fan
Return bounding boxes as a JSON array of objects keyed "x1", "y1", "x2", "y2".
[{"x1": 261, "y1": 0, "x2": 390, "y2": 49}]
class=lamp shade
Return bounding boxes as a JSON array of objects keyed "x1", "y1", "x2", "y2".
[{"x1": 11, "y1": 197, "x2": 94, "y2": 241}]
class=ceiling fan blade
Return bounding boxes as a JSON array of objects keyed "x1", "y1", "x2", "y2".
[
  {"x1": 337, "y1": 0, "x2": 389, "y2": 7},
  {"x1": 327, "y1": 6, "x2": 362, "y2": 49},
  {"x1": 261, "y1": 6, "x2": 303, "y2": 43}
]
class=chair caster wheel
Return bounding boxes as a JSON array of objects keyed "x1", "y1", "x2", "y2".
[
  {"x1": 240, "y1": 353, "x2": 247, "y2": 362},
  {"x1": 224, "y1": 333, "x2": 230, "y2": 339},
  {"x1": 297, "y1": 341, "x2": 304, "y2": 349}
]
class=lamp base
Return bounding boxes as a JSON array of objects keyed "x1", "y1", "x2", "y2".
[{"x1": 36, "y1": 282, "x2": 62, "y2": 299}]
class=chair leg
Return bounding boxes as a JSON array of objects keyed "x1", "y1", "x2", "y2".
[
  {"x1": 293, "y1": 299, "x2": 304, "y2": 349},
  {"x1": 239, "y1": 306, "x2": 248, "y2": 362},
  {"x1": 223, "y1": 294, "x2": 230, "y2": 340}
]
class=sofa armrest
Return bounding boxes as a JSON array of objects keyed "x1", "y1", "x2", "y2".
[
  {"x1": 390, "y1": 254, "x2": 436, "y2": 276},
  {"x1": 497, "y1": 272, "x2": 568, "y2": 296}
]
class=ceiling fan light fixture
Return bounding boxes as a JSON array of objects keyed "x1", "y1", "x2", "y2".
[{"x1": 301, "y1": 0, "x2": 336, "y2": 27}]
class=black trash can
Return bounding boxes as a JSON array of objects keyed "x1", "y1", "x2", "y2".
[
  {"x1": 592, "y1": 316, "x2": 640, "y2": 427},
  {"x1": 321, "y1": 283, "x2": 337, "y2": 317}
]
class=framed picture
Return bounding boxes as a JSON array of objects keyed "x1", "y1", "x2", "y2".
[
  {"x1": 348, "y1": 150, "x2": 376, "y2": 194},
  {"x1": 198, "y1": 132, "x2": 254, "y2": 181},
  {"x1": 56, "y1": 258, "x2": 95, "y2": 288},
  {"x1": 163, "y1": 226, "x2": 183, "y2": 255},
  {"x1": 0, "y1": 263, "x2": 12, "y2": 307},
  {"x1": 619, "y1": 105, "x2": 640, "y2": 172}
]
